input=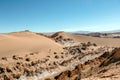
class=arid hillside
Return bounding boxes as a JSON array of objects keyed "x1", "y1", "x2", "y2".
[
  {"x1": 0, "y1": 31, "x2": 63, "y2": 58},
  {"x1": 51, "y1": 31, "x2": 120, "y2": 47},
  {"x1": 0, "y1": 31, "x2": 120, "y2": 80}
]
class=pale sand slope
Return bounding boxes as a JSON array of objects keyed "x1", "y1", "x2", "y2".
[
  {"x1": 73, "y1": 34, "x2": 120, "y2": 47},
  {"x1": 54, "y1": 32, "x2": 120, "y2": 47},
  {"x1": 0, "y1": 31, "x2": 63, "y2": 58}
]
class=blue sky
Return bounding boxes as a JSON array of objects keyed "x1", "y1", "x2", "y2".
[{"x1": 0, "y1": 0, "x2": 120, "y2": 33}]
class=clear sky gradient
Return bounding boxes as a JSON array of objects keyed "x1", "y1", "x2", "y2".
[{"x1": 0, "y1": 0, "x2": 120, "y2": 33}]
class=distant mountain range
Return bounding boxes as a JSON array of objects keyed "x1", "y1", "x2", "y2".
[
  {"x1": 41, "y1": 29, "x2": 120, "y2": 34},
  {"x1": 100, "y1": 30, "x2": 120, "y2": 33},
  {"x1": 70, "y1": 31, "x2": 91, "y2": 34},
  {"x1": 70, "y1": 30, "x2": 120, "y2": 34}
]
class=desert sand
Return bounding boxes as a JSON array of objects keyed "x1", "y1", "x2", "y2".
[
  {"x1": 52, "y1": 31, "x2": 120, "y2": 47},
  {"x1": 0, "y1": 31, "x2": 63, "y2": 58},
  {"x1": 0, "y1": 31, "x2": 120, "y2": 80}
]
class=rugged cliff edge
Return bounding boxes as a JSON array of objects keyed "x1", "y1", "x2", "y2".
[
  {"x1": 0, "y1": 41, "x2": 116, "y2": 80},
  {"x1": 0, "y1": 31, "x2": 120, "y2": 80}
]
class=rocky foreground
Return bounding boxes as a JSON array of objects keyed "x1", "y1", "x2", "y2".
[
  {"x1": 0, "y1": 41, "x2": 119, "y2": 80},
  {"x1": 0, "y1": 31, "x2": 120, "y2": 80}
]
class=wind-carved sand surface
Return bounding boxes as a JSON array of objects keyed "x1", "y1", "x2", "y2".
[
  {"x1": 0, "y1": 31, "x2": 63, "y2": 58},
  {"x1": 0, "y1": 31, "x2": 120, "y2": 80}
]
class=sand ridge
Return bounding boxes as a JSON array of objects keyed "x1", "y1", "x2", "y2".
[{"x1": 0, "y1": 31, "x2": 63, "y2": 58}]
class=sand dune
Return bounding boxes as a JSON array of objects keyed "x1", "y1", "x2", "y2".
[
  {"x1": 0, "y1": 31, "x2": 120, "y2": 80},
  {"x1": 0, "y1": 31, "x2": 63, "y2": 58},
  {"x1": 52, "y1": 31, "x2": 120, "y2": 47}
]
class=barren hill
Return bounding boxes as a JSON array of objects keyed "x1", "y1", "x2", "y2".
[
  {"x1": 0, "y1": 31, "x2": 63, "y2": 58},
  {"x1": 0, "y1": 31, "x2": 120, "y2": 80},
  {"x1": 51, "y1": 31, "x2": 120, "y2": 47}
]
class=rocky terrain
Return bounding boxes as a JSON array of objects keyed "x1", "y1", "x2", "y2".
[
  {"x1": 0, "y1": 31, "x2": 120, "y2": 80},
  {"x1": 85, "y1": 32, "x2": 120, "y2": 38}
]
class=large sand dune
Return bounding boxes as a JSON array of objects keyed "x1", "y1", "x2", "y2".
[{"x1": 0, "y1": 31, "x2": 63, "y2": 58}]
